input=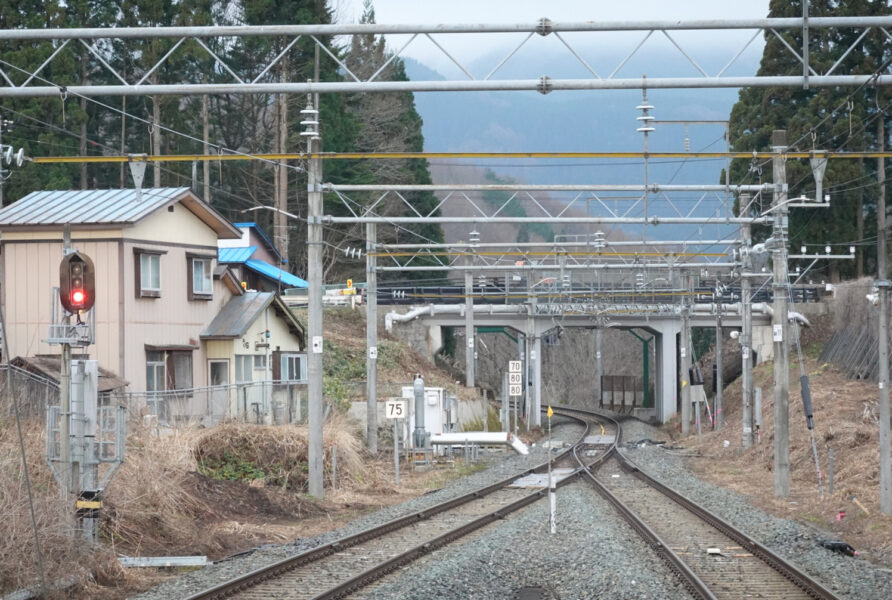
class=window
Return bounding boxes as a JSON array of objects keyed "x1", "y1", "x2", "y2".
[
  {"x1": 253, "y1": 354, "x2": 267, "y2": 370},
  {"x1": 187, "y1": 254, "x2": 214, "y2": 300},
  {"x1": 234, "y1": 354, "x2": 253, "y2": 383},
  {"x1": 146, "y1": 351, "x2": 165, "y2": 392},
  {"x1": 281, "y1": 353, "x2": 306, "y2": 381},
  {"x1": 145, "y1": 349, "x2": 193, "y2": 391},
  {"x1": 134, "y1": 249, "x2": 164, "y2": 298},
  {"x1": 169, "y1": 351, "x2": 193, "y2": 390}
]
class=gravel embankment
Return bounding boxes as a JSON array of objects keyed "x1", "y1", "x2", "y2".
[
  {"x1": 618, "y1": 418, "x2": 892, "y2": 600},
  {"x1": 135, "y1": 414, "x2": 891, "y2": 600},
  {"x1": 131, "y1": 418, "x2": 586, "y2": 600}
]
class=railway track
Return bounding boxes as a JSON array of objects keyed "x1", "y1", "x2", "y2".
[
  {"x1": 572, "y1": 418, "x2": 840, "y2": 600},
  {"x1": 186, "y1": 410, "x2": 604, "y2": 600},
  {"x1": 185, "y1": 404, "x2": 836, "y2": 600}
]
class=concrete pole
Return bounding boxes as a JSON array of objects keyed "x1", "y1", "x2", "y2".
[
  {"x1": 464, "y1": 269, "x2": 475, "y2": 387},
  {"x1": 715, "y1": 309, "x2": 723, "y2": 429},
  {"x1": 680, "y1": 304, "x2": 691, "y2": 435},
  {"x1": 502, "y1": 371, "x2": 509, "y2": 432},
  {"x1": 772, "y1": 130, "x2": 791, "y2": 499},
  {"x1": 532, "y1": 333, "x2": 542, "y2": 427},
  {"x1": 366, "y1": 222, "x2": 378, "y2": 453},
  {"x1": 307, "y1": 133, "x2": 324, "y2": 499},
  {"x1": 60, "y1": 226, "x2": 72, "y2": 493},
  {"x1": 740, "y1": 193, "x2": 754, "y2": 448},
  {"x1": 877, "y1": 116, "x2": 891, "y2": 515},
  {"x1": 596, "y1": 327, "x2": 603, "y2": 406}
]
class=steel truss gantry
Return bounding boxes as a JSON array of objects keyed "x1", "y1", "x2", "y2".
[{"x1": 1, "y1": 16, "x2": 891, "y2": 97}]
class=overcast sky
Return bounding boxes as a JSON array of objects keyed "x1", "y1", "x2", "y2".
[{"x1": 332, "y1": 1, "x2": 773, "y2": 72}]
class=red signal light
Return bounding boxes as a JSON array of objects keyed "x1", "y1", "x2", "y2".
[{"x1": 71, "y1": 289, "x2": 87, "y2": 306}]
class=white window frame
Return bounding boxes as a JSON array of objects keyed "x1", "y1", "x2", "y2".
[
  {"x1": 234, "y1": 354, "x2": 253, "y2": 383},
  {"x1": 281, "y1": 353, "x2": 307, "y2": 382},
  {"x1": 139, "y1": 253, "x2": 161, "y2": 297},
  {"x1": 192, "y1": 258, "x2": 213, "y2": 296}
]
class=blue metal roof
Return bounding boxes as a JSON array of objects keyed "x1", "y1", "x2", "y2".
[
  {"x1": 218, "y1": 246, "x2": 257, "y2": 263},
  {"x1": 231, "y1": 221, "x2": 285, "y2": 263},
  {"x1": 244, "y1": 259, "x2": 307, "y2": 288},
  {"x1": 0, "y1": 187, "x2": 191, "y2": 225}
]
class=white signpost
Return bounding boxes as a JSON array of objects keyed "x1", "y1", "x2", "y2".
[
  {"x1": 508, "y1": 361, "x2": 522, "y2": 435},
  {"x1": 386, "y1": 399, "x2": 407, "y2": 485}
]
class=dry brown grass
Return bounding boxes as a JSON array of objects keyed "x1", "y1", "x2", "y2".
[
  {"x1": 0, "y1": 415, "x2": 122, "y2": 598},
  {"x1": 679, "y1": 313, "x2": 892, "y2": 566}
]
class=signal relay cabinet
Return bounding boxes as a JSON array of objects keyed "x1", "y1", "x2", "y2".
[{"x1": 399, "y1": 386, "x2": 458, "y2": 449}]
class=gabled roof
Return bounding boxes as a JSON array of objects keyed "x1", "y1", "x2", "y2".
[
  {"x1": 0, "y1": 187, "x2": 241, "y2": 239},
  {"x1": 200, "y1": 292, "x2": 305, "y2": 346},
  {"x1": 219, "y1": 246, "x2": 258, "y2": 263},
  {"x1": 233, "y1": 222, "x2": 285, "y2": 263}
]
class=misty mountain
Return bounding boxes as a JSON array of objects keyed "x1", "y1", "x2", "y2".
[{"x1": 404, "y1": 44, "x2": 762, "y2": 240}]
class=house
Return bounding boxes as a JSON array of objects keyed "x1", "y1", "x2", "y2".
[
  {"x1": 218, "y1": 222, "x2": 307, "y2": 292},
  {"x1": 201, "y1": 291, "x2": 306, "y2": 422},
  {"x1": 0, "y1": 188, "x2": 306, "y2": 421}
]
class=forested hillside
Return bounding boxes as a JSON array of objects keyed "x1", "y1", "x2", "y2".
[
  {"x1": 0, "y1": 0, "x2": 441, "y2": 283},
  {"x1": 728, "y1": 0, "x2": 890, "y2": 282}
]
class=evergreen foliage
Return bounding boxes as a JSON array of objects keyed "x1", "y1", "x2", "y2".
[
  {"x1": 0, "y1": 0, "x2": 443, "y2": 284},
  {"x1": 728, "y1": 0, "x2": 890, "y2": 281}
]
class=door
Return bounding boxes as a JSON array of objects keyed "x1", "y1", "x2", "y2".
[{"x1": 208, "y1": 360, "x2": 230, "y2": 421}]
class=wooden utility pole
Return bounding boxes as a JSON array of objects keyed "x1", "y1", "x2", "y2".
[
  {"x1": 151, "y1": 93, "x2": 161, "y2": 188},
  {"x1": 202, "y1": 93, "x2": 210, "y2": 203}
]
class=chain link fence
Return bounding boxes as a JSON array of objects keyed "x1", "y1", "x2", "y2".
[
  {"x1": 114, "y1": 380, "x2": 309, "y2": 426},
  {"x1": 1, "y1": 365, "x2": 310, "y2": 427}
]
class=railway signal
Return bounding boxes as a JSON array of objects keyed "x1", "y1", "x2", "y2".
[{"x1": 59, "y1": 251, "x2": 96, "y2": 314}]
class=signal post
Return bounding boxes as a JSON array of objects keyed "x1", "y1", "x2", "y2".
[{"x1": 47, "y1": 241, "x2": 124, "y2": 541}]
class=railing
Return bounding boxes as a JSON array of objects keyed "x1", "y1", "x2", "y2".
[
  {"x1": 0, "y1": 364, "x2": 61, "y2": 419},
  {"x1": 113, "y1": 380, "x2": 309, "y2": 426}
]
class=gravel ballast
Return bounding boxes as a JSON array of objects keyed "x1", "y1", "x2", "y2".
[
  {"x1": 131, "y1": 418, "x2": 586, "y2": 600},
  {"x1": 133, "y1": 414, "x2": 892, "y2": 600}
]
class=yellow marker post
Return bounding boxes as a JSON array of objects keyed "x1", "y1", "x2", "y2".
[{"x1": 547, "y1": 405, "x2": 556, "y2": 534}]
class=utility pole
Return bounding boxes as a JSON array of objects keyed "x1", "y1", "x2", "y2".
[
  {"x1": 306, "y1": 100, "x2": 324, "y2": 499},
  {"x1": 740, "y1": 193, "x2": 754, "y2": 448},
  {"x1": 771, "y1": 130, "x2": 791, "y2": 498},
  {"x1": 715, "y1": 304, "x2": 723, "y2": 430},
  {"x1": 595, "y1": 327, "x2": 603, "y2": 408},
  {"x1": 464, "y1": 268, "x2": 475, "y2": 387},
  {"x1": 366, "y1": 222, "x2": 378, "y2": 453},
  {"x1": 878, "y1": 115, "x2": 891, "y2": 515},
  {"x1": 60, "y1": 226, "x2": 72, "y2": 493},
  {"x1": 680, "y1": 296, "x2": 691, "y2": 435}
]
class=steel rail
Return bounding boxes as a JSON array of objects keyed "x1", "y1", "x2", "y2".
[
  {"x1": 615, "y1": 454, "x2": 842, "y2": 600},
  {"x1": 185, "y1": 410, "x2": 592, "y2": 600},
  {"x1": 575, "y1": 447, "x2": 718, "y2": 600},
  {"x1": 312, "y1": 408, "x2": 621, "y2": 600}
]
